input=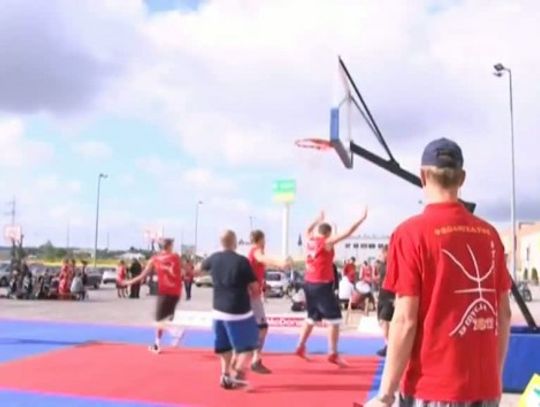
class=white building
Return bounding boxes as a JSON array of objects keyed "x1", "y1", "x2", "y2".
[{"x1": 340, "y1": 235, "x2": 389, "y2": 263}]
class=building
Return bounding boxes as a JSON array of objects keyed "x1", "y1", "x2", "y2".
[
  {"x1": 499, "y1": 222, "x2": 540, "y2": 281},
  {"x1": 340, "y1": 235, "x2": 389, "y2": 263}
]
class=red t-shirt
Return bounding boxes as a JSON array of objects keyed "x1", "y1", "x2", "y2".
[
  {"x1": 383, "y1": 202, "x2": 512, "y2": 402},
  {"x1": 361, "y1": 265, "x2": 373, "y2": 283},
  {"x1": 184, "y1": 264, "x2": 194, "y2": 283},
  {"x1": 116, "y1": 265, "x2": 126, "y2": 282},
  {"x1": 152, "y1": 252, "x2": 182, "y2": 297},
  {"x1": 344, "y1": 263, "x2": 356, "y2": 283},
  {"x1": 248, "y1": 246, "x2": 266, "y2": 285},
  {"x1": 305, "y1": 236, "x2": 335, "y2": 283}
]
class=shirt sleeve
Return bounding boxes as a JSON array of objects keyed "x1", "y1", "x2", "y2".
[
  {"x1": 495, "y1": 236, "x2": 512, "y2": 293},
  {"x1": 383, "y1": 229, "x2": 422, "y2": 297}
]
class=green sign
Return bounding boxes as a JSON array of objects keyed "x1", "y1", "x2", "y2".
[{"x1": 273, "y1": 179, "x2": 296, "y2": 203}]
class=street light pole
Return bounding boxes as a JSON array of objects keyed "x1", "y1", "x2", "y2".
[
  {"x1": 194, "y1": 200, "x2": 203, "y2": 256},
  {"x1": 93, "y1": 173, "x2": 108, "y2": 270},
  {"x1": 494, "y1": 63, "x2": 517, "y2": 281}
]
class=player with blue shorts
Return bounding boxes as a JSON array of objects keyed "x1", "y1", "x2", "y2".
[{"x1": 200, "y1": 230, "x2": 260, "y2": 389}]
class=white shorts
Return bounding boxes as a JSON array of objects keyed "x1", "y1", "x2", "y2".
[{"x1": 250, "y1": 296, "x2": 268, "y2": 328}]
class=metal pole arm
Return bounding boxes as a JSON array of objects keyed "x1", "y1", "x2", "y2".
[{"x1": 349, "y1": 142, "x2": 477, "y2": 213}]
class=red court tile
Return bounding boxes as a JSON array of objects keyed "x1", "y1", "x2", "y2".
[{"x1": 0, "y1": 343, "x2": 379, "y2": 406}]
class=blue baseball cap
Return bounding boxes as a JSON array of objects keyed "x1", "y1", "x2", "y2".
[{"x1": 421, "y1": 138, "x2": 464, "y2": 169}]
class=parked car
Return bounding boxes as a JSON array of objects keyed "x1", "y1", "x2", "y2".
[
  {"x1": 0, "y1": 263, "x2": 11, "y2": 287},
  {"x1": 194, "y1": 274, "x2": 212, "y2": 287},
  {"x1": 85, "y1": 269, "x2": 102, "y2": 289},
  {"x1": 265, "y1": 270, "x2": 291, "y2": 298},
  {"x1": 101, "y1": 269, "x2": 117, "y2": 285}
]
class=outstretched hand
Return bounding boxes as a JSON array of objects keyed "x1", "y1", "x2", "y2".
[
  {"x1": 359, "y1": 206, "x2": 368, "y2": 222},
  {"x1": 318, "y1": 210, "x2": 325, "y2": 223}
]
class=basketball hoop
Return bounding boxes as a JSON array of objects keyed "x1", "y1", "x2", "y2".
[{"x1": 295, "y1": 138, "x2": 333, "y2": 151}]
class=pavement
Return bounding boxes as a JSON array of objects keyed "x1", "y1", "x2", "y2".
[{"x1": 0, "y1": 283, "x2": 538, "y2": 406}]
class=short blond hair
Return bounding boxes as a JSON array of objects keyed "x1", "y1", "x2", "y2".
[
  {"x1": 423, "y1": 166, "x2": 465, "y2": 189},
  {"x1": 220, "y1": 230, "x2": 237, "y2": 250}
]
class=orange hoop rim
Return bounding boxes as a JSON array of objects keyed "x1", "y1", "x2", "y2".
[{"x1": 294, "y1": 138, "x2": 333, "y2": 151}]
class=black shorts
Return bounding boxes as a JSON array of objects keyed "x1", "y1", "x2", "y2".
[
  {"x1": 304, "y1": 282, "x2": 342, "y2": 324},
  {"x1": 377, "y1": 289, "x2": 395, "y2": 322},
  {"x1": 156, "y1": 294, "x2": 180, "y2": 321}
]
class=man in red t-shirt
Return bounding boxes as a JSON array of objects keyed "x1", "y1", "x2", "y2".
[
  {"x1": 344, "y1": 258, "x2": 357, "y2": 283},
  {"x1": 123, "y1": 238, "x2": 183, "y2": 354},
  {"x1": 247, "y1": 230, "x2": 290, "y2": 374},
  {"x1": 295, "y1": 209, "x2": 368, "y2": 365},
  {"x1": 183, "y1": 259, "x2": 195, "y2": 301},
  {"x1": 365, "y1": 138, "x2": 512, "y2": 407}
]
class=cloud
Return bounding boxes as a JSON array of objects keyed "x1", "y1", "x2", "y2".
[
  {"x1": 0, "y1": 0, "x2": 146, "y2": 115},
  {"x1": 0, "y1": 119, "x2": 54, "y2": 168},
  {"x1": 72, "y1": 140, "x2": 113, "y2": 160}
]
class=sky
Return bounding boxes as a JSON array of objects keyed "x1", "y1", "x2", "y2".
[{"x1": 1, "y1": 0, "x2": 539, "y2": 255}]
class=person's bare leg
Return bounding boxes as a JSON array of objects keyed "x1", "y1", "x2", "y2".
[
  {"x1": 380, "y1": 320, "x2": 390, "y2": 341},
  {"x1": 252, "y1": 327, "x2": 267, "y2": 364},
  {"x1": 296, "y1": 321, "x2": 314, "y2": 357},
  {"x1": 328, "y1": 324, "x2": 340, "y2": 355},
  {"x1": 364, "y1": 298, "x2": 370, "y2": 316},
  {"x1": 220, "y1": 351, "x2": 233, "y2": 376}
]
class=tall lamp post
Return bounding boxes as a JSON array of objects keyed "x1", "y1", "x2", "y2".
[
  {"x1": 194, "y1": 200, "x2": 203, "y2": 256},
  {"x1": 93, "y1": 173, "x2": 108, "y2": 270},
  {"x1": 493, "y1": 63, "x2": 517, "y2": 280}
]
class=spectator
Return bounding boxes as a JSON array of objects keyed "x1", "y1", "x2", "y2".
[
  {"x1": 344, "y1": 257, "x2": 357, "y2": 283},
  {"x1": 365, "y1": 138, "x2": 512, "y2": 407},
  {"x1": 184, "y1": 259, "x2": 195, "y2": 300},
  {"x1": 80, "y1": 260, "x2": 88, "y2": 287},
  {"x1": 70, "y1": 271, "x2": 86, "y2": 300},
  {"x1": 116, "y1": 260, "x2": 128, "y2": 298},
  {"x1": 129, "y1": 259, "x2": 143, "y2": 298},
  {"x1": 360, "y1": 260, "x2": 374, "y2": 290},
  {"x1": 58, "y1": 259, "x2": 71, "y2": 299}
]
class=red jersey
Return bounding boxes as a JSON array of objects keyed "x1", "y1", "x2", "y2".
[
  {"x1": 184, "y1": 263, "x2": 194, "y2": 283},
  {"x1": 152, "y1": 252, "x2": 182, "y2": 296},
  {"x1": 361, "y1": 265, "x2": 373, "y2": 283},
  {"x1": 248, "y1": 246, "x2": 266, "y2": 285},
  {"x1": 116, "y1": 265, "x2": 127, "y2": 282},
  {"x1": 305, "y1": 236, "x2": 335, "y2": 283},
  {"x1": 344, "y1": 263, "x2": 356, "y2": 283},
  {"x1": 384, "y1": 202, "x2": 512, "y2": 402}
]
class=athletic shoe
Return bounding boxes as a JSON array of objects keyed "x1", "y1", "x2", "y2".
[
  {"x1": 376, "y1": 346, "x2": 387, "y2": 357},
  {"x1": 328, "y1": 353, "x2": 348, "y2": 367},
  {"x1": 148, "y1": 344, "x2": 161, "y2": 354},
  {"x1": 230, "y1": 370, "x2": 250, "y2": 390},
  {"x1": 251, "y1": 360, "x2": 272, "y2": 374},
  {"x1": 294, "y1": 345, "x2": 307, "y2": 359},
  {"x1": 220, "y1": 374, "x2": 234, "y2": 390}
]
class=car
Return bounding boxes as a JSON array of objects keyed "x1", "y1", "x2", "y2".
[
  {"x1": 194, "y1": 274, "x2": 212, "y2": 287},
  {"x1": 85, "y1": 269, "x2": 102, "y2": 289},
  {"x1": 101, "y1": 269, "x2": 117, "y2": 285},
  {"x1": 0, "y1": 263, "x2": 11, "y2": 287},
  {"x1": 265, "y1": 270, "x2": 291, "y2": 298}
]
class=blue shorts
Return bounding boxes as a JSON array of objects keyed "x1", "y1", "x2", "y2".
[{"x1": 213, "y1": 316, "x2": 259, "y2": 354}]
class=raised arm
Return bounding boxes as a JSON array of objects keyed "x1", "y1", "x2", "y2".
[
  {"x1": 124, "y1": 259, "x2": 153, "y2": 287},
  {"x1": 305, "y1": 211, "x2": 325, "y2": 240},
  {"x1": 253, "y1": 249, "x2": 291, "y2": 270},
  {"x1": 326, "y1": 207, "x2": 368, "y2": 248}
]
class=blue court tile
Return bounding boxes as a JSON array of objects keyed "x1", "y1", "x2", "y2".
[{"x1": 0, "y1": 389, "x2": 185, "y2": 407}]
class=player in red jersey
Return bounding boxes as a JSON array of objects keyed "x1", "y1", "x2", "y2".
[
  {"x1": 247, "y1": 230, "x2": 290, "y2": 374},
  {"x1": 343, "y1": 258, "x2": 357, "y2": 284},
  {"x1": 123, "y1": 238, "x2": 183, "y2": 354},
  {"x1": 295, "y1": 209, "x2": 368, "y2": 365},
  {"x1": 365, "y1": 138, "x2": 512, "y2": 407}
]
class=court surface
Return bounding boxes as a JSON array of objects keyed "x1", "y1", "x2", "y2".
[{"x1": 0, "y1": 319, "x2": 385, "y2": 406}]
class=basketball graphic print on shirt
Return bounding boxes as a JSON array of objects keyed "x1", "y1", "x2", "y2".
[{"x1": 443, "y1": 240, "x2": 498, "y2": 337}]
